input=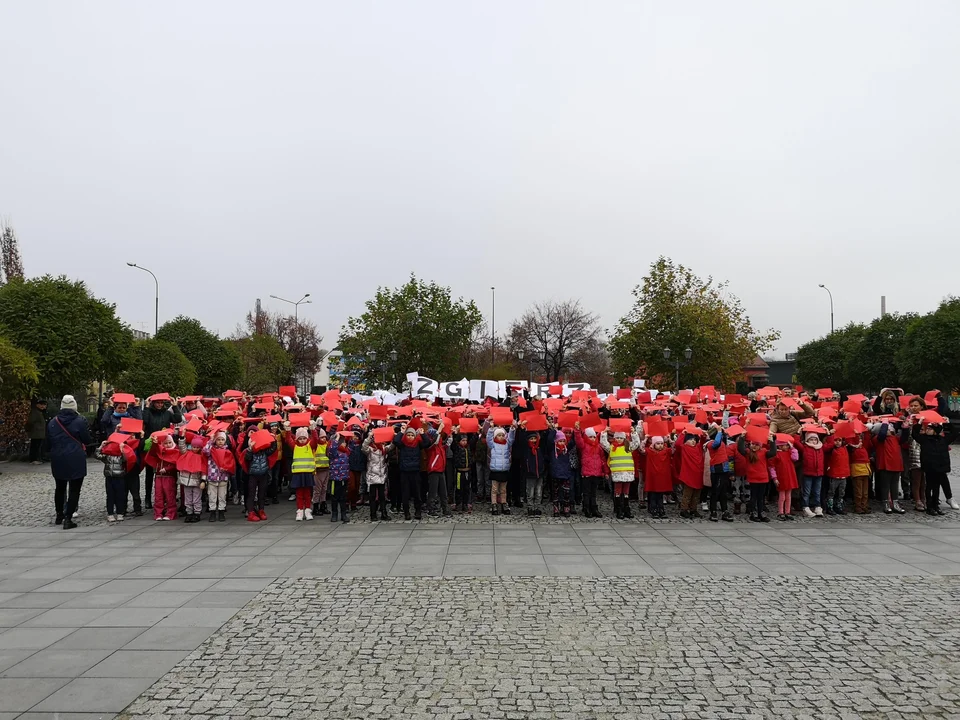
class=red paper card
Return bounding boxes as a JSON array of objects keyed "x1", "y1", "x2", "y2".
[
  {"x1": 112, "y1": 393, "x2": 136, "y2": 404},
  {"x1": 609, "y1": 418, "x2": 632, "y2": 433},
  {"x1": 373, "y1": 427, "x2": 395, "y2": 444},
  {"x1": 833, "y1": 421, "x2": 856, "y2": 439},
  {"x1": 459, "y1": 417, "x2": 479, "y2": 433},
  {"x1": 558, "y1": 411, "x2": 579, "y2": 429},
  {"x1": 746, "y1": 426, "x2": 769, "y2": 444},
  {"x1": 368, "y1": 404, "x2": 388, "y2": 420},
  {"x1": 579, "y1": 412, "x2": 601, "y2": 430},
  {"x1": 490, "y1": 408, "x2": 514, "y2": 426},
  {"x1": 288, "y1": 412, "x2": 311, "y2": 428},
  {"x1": 645, "y1": 419, "x2": 670, "y2": 437},
  {"x1": 119, "y1": 417, "x2": 143, "y2": 434},
  {"x1": 694, "y1": 409, "x2": 708, "y2": 424},
  {"x1": 519, "y1": 411, "x2": 548, "y2": 432},
  {"x1": 725, "y1": 425, "x2": 744, "y2": 438},
  {"x1": 747, "y1": 412, "x2": 769, "y2": 426}
]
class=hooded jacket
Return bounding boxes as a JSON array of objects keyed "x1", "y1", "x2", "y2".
[
  {"x1": 485, "y1": 424, "x2": 515, "y2": 472},
  {"x1": 47, "y1": 410, "x2": 93, "y2": 481}
]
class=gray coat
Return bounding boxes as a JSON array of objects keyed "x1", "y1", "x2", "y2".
[{"x1": 362, "y1": 434, "x2": 391, "y2": 486}]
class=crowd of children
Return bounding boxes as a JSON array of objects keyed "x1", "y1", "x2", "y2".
[{"x1": 84, "y1": 384, "x2": 957, "y2": 527}]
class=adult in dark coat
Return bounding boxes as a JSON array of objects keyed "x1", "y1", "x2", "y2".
[
  {"x1": 26, "y1": 399, "x2": 48, "y2": 463},
  {"x1": 139, "y1": 397, "x2": 183, "y2": 507},
  {"x1": 47, "y1": 395, "x2": 93, "y2": 529}
]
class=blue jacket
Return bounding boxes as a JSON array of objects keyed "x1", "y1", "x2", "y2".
[
  {"x1": 485, "y1": 425, "x2": 515, "y2": 472},
  {"x1": 328, "y1": 443, "x2": 351, "y2": 483},
  {"x1": 393, "y1": 428, "x2": 433, "y2": 472},
  {"x1": 348, "y1": 440, "x2": 368, "y2": 472},
  {"x1": 48, "y1": 410, "x2": 93, "y2": 480},
  {"x1": 544, "y1": 429, "x2": 572, "y2": 480}
]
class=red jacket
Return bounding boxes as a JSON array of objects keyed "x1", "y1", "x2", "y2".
[
  {"x1": 826, "y1": 444, "x2": 850, "y2": 479},
  {"x1": 424, "y1": 438, "x2": 446, "y2": 473},
  {"x1": 575, "y1": 431, "x2": 606, "y2": 477},
  {"x1": 848, "y1": 437, "x2": 871, "y2": 466},
  {"x1": 875, "y1": 425, "x2": 908, "y2": 472},
  {"x1": 708, "y1": 440, "x2": 730, "y2": 467},
  {"x1": 799, "y1": 443, "x2": 825, "y2": 476},
  {"x1": 744, "y1": 448, "x2": 772, "y2": 484},
  {"x1": 643, "y1": 447, "x2": 673, "y2": 493},
  {"x1": 676, "y1": 440, "x2": 704, "y2": 489},
  {"x1": 771, "y1": 447, "x2": 798, "y2": 492}
]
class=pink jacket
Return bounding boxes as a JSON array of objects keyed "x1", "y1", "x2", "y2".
[{"x1": 574, "y1": 430, "x2": 606, "y2": 477}]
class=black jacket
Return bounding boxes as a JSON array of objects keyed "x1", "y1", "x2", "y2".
[
  {"x1": 48, "y1": 410, "x2": 93, "y2": 480},
  {"x1": 912, "y1": 425, "x2": 953, "y2": 473}
]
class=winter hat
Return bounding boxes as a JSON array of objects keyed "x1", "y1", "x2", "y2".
[
  {"x1": 651, "y1": 436, "x2": 664, "y2": 445},
  {"x1": 613, "y1": 431, "x2": 626, "y2": 441},
  {"x1": 60, "y1": 395, "x2": 78, "y2": 411},
  {"x1": 316, "y1": 429, "x2": 327, "y2": 440},
  {"x1": 584, "y1": 427, "x2": 597, "y2": 439},
  {"x1": 282, "y1": 396, "x2": 293, "y2": 405},
  {"x1": 295, "y1": 427, "x2": 308, "y2": 441},
  {"x1": 554, "y1": 430, "x2": 567, "y2": 443},
  {"x1": 190, "y1": 435, "x2": 204, "y2": 449},
  {"x1": 493, "y1": 427, "x2": 507, "y2": 438}
]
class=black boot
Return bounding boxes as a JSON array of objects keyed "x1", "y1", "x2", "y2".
[
  {"x1": 209, "y1": 510, "x2": 217, "y2": 522},
  {"x1": 313, "y1": 503, "x2": 320, "y2": 516},
  {"x1": 623, "y1": 498, "x2": 634, "y2": 519},
  {"x1": 218, "y1": 510, "x2": 226, "y2": 522},
  {"x1": 55, "y1": 513, "x2": 63, "y2": 526},
  {"x1": 614, "y1": 497, "x2": 624, "y2": 519},
  {"x1": 380, "y1": 511, "x2": 390, "y2": 521},
  {"x1": 592, "y1": 501, "x2": 603, "y2": 519},
  {"x1": 63, "y1": 518, "x2": 77, "y2": 530}
]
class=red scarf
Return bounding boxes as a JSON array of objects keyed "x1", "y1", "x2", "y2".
[
  {"x1": 401, "y1": 434, "x2": 419, "y2": 448},
  {"x1": 210, "y1": 446, "x2": 236, "y2": 473},
  {"x1": 493, "y1": 435, "x2": 507, "y2": 445}
]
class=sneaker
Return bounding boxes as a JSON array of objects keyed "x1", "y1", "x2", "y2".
[
  {"x1": 892, "y1": 502, "x2": 906, "y2": 514},
  {"x1": 759, "y1": 515, "x2": 771, "y2": 523},
  {"x1": 295, "y1": 509, "x2": 304, "y2": 522},
  {"x1": 884, "y1": 507, "x2": 893, "y2": 515},
  {"x1": 304, "y1": 508, "x2": 313, "y2": 521},
  {"x1": 825, "y1": 506, "x2": 835, "y2": 516},
  {"x1": 721, "y1": 512, "x2": 734, "y2": 522},
  {"x1": 258, "y1": 509, "x2": 268, "y2": 521},
  {"x1": 107, "y1": 515, "x2": 116, "y2": 523},
  {"x1": 948, "y1": 498, "x2": 960, "y2": 510},
  {"x1": 116, "y1": 514, "x2": 124, "y2": 522},
  {"x1": 679, "y1": 510, "x2": 690, "y2": 519},
  {"x1": 161, "y1": 516, "x2": 171, "y2": 521},
  {"x1": 247, "y1": 511, "x2": 260, "y2": 522},
  {"x1": 749, "y1": 514, "x2": 760, "y2": 522},
  {"x1": 813, "y1": 507, "x2": 824, "y2": 517},
  {"x1": 288, "y1": 494, "x2": 296, "y2": 502},
  {"x1": 802, "y1": 507, "x2": 815, "y2": 518},
  {"x1": 777, "y1": 514, "x2": 787, "y2": 521},
  {"x1": 709, "y1": 512, "x2": 718, "y2": 522},
  {"x1": 700, "y1": 502, "x2": 709, "y2": 512}
]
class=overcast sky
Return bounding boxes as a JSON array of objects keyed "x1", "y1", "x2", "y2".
[{"x1": 2, "y1": 1, "x2": 957, "y2": 360}]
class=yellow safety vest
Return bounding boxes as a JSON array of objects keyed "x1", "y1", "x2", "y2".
[
  {"x1": 315, "y1": 443, "x2": 329, "y2": 469},
  {"x1": 292, "y1": 443, "x2": 316, "y2": 474},
  {"x1": 608, "y1": 445, "x2": 634, "y2": 474}
]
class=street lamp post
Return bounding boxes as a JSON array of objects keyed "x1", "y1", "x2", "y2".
[
  {"x1": 518, "y1": 348, "x2": 535, "y2": 384},
  {"x1": 818, "y1": 284, "x2": 834, "y2": 333},
  {"x1": 126, "y1": 263, "x2": 159, "y2": 335},
  {"x1": 490, "y1": 286, "x2": 496, "y2": 366},
  {"x1": 270, "y1": 293, "x2": 312, "y2": 394},
  {"x1": 663, "y1": 347, "x2": 693, "y2": 392},
  {"x1": 368, "y1": 350, "x2": 398, "y2": 387}
]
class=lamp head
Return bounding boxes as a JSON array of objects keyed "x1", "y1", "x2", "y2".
[{"x1": 662, "y1": 347, "x2": 671, "y2": 360}]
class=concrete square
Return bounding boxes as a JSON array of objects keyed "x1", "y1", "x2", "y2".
[
  {"x1": 0, "y1": 607, "x2": 47, "y2": 626},
  {"x1": 0, "y1": 676, "x2": 70, "y2": 711},
  {"x1": 123, "y1": 624, "x2": 217, "y2": 650},
  {"x1": 50, "y1": 626, "x2": 148, "y2": 650},
  {"x1": 155, "y1": 606, "x2": 237, "y2": 628},
  {"x1": 31, "y1": 676, "x2": 156, "y2": 713},
  {"x1": 0, "y1": 626, "x2": 76, "y2": 650},
  {"x1": 83, "y1": 649, "x2": 187, "y2": 677},
  {"x1": 86, "y1": 607, "x2": 173, "y2": 627},
  {"x1": 3, "y1": 647, "x2": 114, "y2": 677}
]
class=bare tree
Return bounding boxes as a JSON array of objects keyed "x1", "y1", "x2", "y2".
[
  {"x1": 507, "y1": 299, "x2": 602, "y2": 382},
  {"x1": 235, "y1": 305, "x2": 327, "y2": 389},
  {"x1": 0, "y1": 219, "x2": 25, "y2": 283}
]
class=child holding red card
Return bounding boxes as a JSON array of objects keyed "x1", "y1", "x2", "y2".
[
  {"x1": 674, "y1": 431, "x2": 705, "y2": 519},
  {"x1": 824, "y1": 434, "x2": 850, "y2": 515},
  {"x1": 771, "y1": 435, "x2": 799, "y2": 521},
  {"x1": 312, "y1": 429, "x2": 330, "y2": 516},
  {"x1": 641, "y1": 436, "x2": 672, "y2": 518},
  {"x1": 363, "y1": 428, "x2": 393, "y2": 521},
  {"x1": 284, "y1": 426, "x2": 319, "y2": 521},
  {"x1": 737, "y1": 430, "x2": 776, "y2": 522},
  {"x1": 600, "y1": 427, "x2": 641, "y2": 519},
  {"x1": 848, "y1": 432, "x2": 872, "y2": 514}
]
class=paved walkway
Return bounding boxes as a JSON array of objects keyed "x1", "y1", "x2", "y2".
[{"x1": 1, "y1": 516, "x2": 960, "y2": 717}]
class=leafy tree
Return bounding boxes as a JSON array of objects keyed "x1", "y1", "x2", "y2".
[
  {"x1": 0, "y1": 337, "x2": 39, "y2": 400},
  {"x1": 0, "y1": 276, "x2": 133, "y2": 396},
  {"x1": 118, "y1": 339, "x2": 197, "y2": 398},
  {"x1": 231, "y1": 335, "x2": 294, "y2": 393},
  {"x1": 609, "y1": 257, "x2": 779, "y2": 390},
  {"x1": 506, "y1": 300, "x2": 602, "y2": 382},
  {"x1": 847, "y1": 313, "x2": 916, "y2": 391},
  {"x1": 896, "y1": 298, "x2": 960, "y2": 392},
  {"x1": 0, "y1": 220, "x2": 25, "y2": 283},
  {"x1": 338, "y1": 274, "x2": 483, "y2": 389},
  {"x1": 795, "y1": 323, "x2": 866, "y2": 391},
  {"x1": 156, "y1": 316, "x2": 242, "y2": 395}
]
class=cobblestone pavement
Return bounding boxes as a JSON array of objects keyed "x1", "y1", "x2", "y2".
[
  {"x1": 122, "y1": 575, "x2": 960, "y2": 720},
  {"x1": 5, "y1": 459, "x2": 960, "y2": 529}
]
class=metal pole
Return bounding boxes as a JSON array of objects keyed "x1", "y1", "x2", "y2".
[
  {"x1": 675, "y1": 362, "x2": 680, "y2": 393},
  {"x1": 126, "y1": 263, "x2": 159, "y2": 335},
  {"x1": 491, "y1": 286, "x2": 496, "y2": 366},
  {"x1": 819, "y1": 284, "x2": 834, "y2": 333}
]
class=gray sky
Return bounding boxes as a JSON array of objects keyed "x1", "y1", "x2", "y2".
[{"x1": 2, "y1": 1, "x2": 958, "y2": 359}]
